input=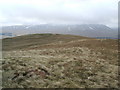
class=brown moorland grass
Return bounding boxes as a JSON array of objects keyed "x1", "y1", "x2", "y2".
[
  {"x1": 2, "y1": 34, "x2": 119, "y2": 88},
  {"x1": 2, "y1": 34, "x2": 91, "y2": 51}
]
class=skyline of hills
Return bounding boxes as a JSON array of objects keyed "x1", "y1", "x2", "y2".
[{"x1": 1, "y1": 24, "x2": 118, "y2": 39}]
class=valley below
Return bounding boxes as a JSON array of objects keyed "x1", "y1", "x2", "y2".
[{"x1": 2, "y1": 34, "x2": 119, "y2": 88}]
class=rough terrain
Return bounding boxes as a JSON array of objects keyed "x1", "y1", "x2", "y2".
[{"x1": 2, "y1": 34, "x2": 118, "y2": 88}]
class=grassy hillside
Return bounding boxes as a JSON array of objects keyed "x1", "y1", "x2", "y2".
[
  {"x1": 2, "y1": 33, "x2": 91, "y2": 51},
  {"x1": 2, "y1": 34, "x2": 119, "y2": 88}
]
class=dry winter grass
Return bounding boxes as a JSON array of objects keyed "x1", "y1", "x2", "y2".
[{"x1": 2, "y1": 34, "x2": 119, "y2": 88}]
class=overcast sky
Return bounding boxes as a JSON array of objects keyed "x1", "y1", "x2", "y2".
[{"x1": 0, "y1": 0, "x2": 119, "y2": 27}]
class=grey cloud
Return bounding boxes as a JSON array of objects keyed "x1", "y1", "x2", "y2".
[{"x1": 0, "y1": 0, "x2": 118, "y2": 27}]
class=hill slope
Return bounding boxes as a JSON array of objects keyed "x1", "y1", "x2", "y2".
[
  {"x1": 2, "y1": 34, "x2": 118, "y2": 88},
  {"x1": 2, "y1": 33, "x2": 91, "y2": 51}
]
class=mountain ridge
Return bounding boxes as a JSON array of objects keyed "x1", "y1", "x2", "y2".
[{"x1": 1, "y1": 24, "x2": 118, "y2": 39}]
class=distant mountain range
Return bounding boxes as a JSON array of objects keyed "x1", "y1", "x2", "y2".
[{"x1": 1, "y1": 24, "x2": 118, "y2": 39}]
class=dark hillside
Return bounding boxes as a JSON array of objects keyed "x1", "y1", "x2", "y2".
[{"x1": 2, "y1": 33, "x2": 91, "y2": 51}]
